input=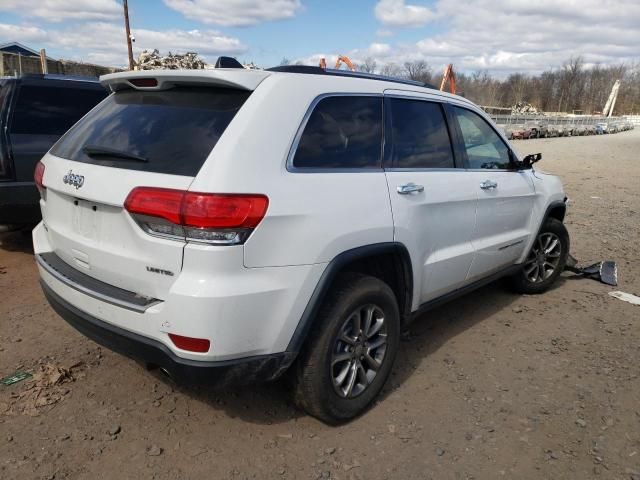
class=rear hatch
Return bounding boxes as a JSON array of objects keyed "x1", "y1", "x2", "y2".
[{"x1": 40, "y1": 72, "x2": 263, "y2": 300}]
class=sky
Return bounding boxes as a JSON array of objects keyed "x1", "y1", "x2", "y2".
[{"x1": 0, "y1": 0, "x2": 638, "y2": 76}]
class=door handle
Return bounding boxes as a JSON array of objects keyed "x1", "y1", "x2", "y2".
[
  {"x1": 480, "y1": 180, "x2": 498, "y2": 190},
  {"x1": 397, "y1": 183, "x2": 425, "y2": 195}
]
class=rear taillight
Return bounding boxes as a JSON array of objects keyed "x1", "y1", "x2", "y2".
[
  {"x1": 124, "y1": 187, "x2": 268, "y2": 245},
  {"x1": 34, "y1": 161, "x2": 45, "y2": 197}
]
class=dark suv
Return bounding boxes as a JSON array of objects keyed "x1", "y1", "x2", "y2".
[{"x1": 0, "y1": 75, "x2": 107, "y2": 226}]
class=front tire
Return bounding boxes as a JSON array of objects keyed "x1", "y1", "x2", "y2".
[
  {"x1": 293, "y1": 273, "x2": 400, "y2": 424},
  {"x1": 510, "y1": 218, "x2": 569, "y2": 294}
]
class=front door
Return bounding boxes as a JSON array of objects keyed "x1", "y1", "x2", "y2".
[
  {"x1": 383, "y1": 93, "x2": 479, "y2": 306},
  {"x1": 448, "y1": 105, "x2": 536, "y2": 280}
]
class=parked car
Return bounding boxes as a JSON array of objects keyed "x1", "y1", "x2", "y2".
[
  {"x1": 546, "y1": 125, "x2": 559, "y2": 137},
  {"x1": 524, "y1": 121, "x2": 547, "y2": 138},
  {"x1": 503, "y1": 127, "x2": 515, "y2": 140},
  {"x1": 596, "y1": 122, "x2": 608, "y2": 134},
  {"x1": 512, "y1": 126, "x2": 531, "y2": 140},
  {"x1": 33, "y1": 67, "x2": 569, "y2": 423},
  {"x1": 585, "y1": 125, "x2": 596, "y2": 135},
  {"x1": 0, "y1": 74, "x2": 107, "y2": 226},
  {"x1": 574, "y1": 125, "x2": 587, "y2": 136}
]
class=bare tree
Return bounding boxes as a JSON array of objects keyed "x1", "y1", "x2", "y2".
[
  {"x1": 360, "y1": 57, "x2": 377, "y2": 74},
  {"x1": 276, "y1": 54, "x2": 640, "y2": 114},
  {"x1": 279, "y1": 57, "x2": 291, "y2": 66},
  {"x1": 379, "y1": 62, "x2": 403, "y2": 78},
  {"x1": 403, "y1": 60, "x2": 432, "y2": 83}
]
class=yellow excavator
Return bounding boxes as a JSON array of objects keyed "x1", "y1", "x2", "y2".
[
  {"x1": 319, "y1": 55, "x2": 356, "y2": 72},
  {"x1": 319, "y1": 56, "x2": 458, "y2": 96},
  {"x1": 440, "y1": 63, "x2": 457, "y2": 94}
]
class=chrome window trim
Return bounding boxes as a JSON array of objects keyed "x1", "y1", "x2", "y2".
[
  {"x1": 383, "y1": 92, "x2": 447, "y2": 104},
  {"x1": 285, "y1": 91, "x2": 523, "y2": 174},
  {"x1": 286, "y1": 92, "x2": 384, "y2": 173},
  {"x1": 384, "y1": 167, "x2": 459, "y2": 173},
  {"x1": 385, "y1": 168, "x2": 523, "y2": 173}
]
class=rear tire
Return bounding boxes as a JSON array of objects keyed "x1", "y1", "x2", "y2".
[
  {"x1": 510, "y1": 218, "x2": 569, "y2": 294},
  {"x1": 293, "y1": 273, "x2": 400, "y2": 424}
]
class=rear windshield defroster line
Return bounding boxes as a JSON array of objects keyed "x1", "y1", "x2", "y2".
[{"x1": 50, "y1": 86, "x2": 251, "y2": 177}]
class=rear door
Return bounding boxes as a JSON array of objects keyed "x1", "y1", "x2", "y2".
[
  {"x1": 40, "y1": 85, "x2": 251, "y2": 300},
  {"x1": 448, "y1": 105, "x2": 536, "y2": 280},
  {"x1": 383, "y1": 92, "x2": 478, "y2": 305}
]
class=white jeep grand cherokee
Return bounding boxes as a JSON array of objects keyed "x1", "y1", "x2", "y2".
[{"x1": 33, "y1": 66, "x2": 569, "y2": 423}]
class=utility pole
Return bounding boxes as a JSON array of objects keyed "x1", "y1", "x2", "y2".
[
  {"x1": 39, "y1": 49, "x2": 48, "y2": 74},
  {"x1": 123, "y1": 0, "x2": 135, "y2": 70}
]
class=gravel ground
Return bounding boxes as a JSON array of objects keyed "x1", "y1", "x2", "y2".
[{"x1": 1, "y1": 130, "x2": 639, "y2": 480}]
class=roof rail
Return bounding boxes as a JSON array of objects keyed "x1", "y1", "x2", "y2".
[
  {"x1": 265, "y1": 65, "x2": 436, "y2": 90},
  {"x1": 19, "y1": 73, "x2": 100, "y2": 83}
]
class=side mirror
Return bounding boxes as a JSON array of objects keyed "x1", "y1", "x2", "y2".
[{"x1": 522, "y1": 152, "x2": 542, "y2": 168}]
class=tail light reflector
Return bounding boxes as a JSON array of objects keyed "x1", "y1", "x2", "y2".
[
  {"x1": 124, "y1": 187, "x2": 268, "y2": 245},
  {"x1": 34, "y1": 161, "x2": 46, "y2": 197},
  {"x1": 168, "y1": 333, "x2": 210, "y2": 353}
]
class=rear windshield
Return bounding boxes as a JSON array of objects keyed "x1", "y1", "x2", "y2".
[{"x1": 50, "y1": 86, "x2": 250, "y2": 176}]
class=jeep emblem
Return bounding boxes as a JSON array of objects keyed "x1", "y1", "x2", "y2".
[{"x1": 63, "y1": 170, "x2": 84, "y2": 189}]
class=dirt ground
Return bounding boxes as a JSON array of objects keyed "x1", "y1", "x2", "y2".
[{"x1": 1, "y1": 130, "x2": 639, "y2": 480}]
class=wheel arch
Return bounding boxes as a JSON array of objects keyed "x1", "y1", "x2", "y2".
[
  {"x1": 286, "y1": 242, "x2": 413, "y2": 354},
  {"x1": 544, "y1": 199, "x2": 567, "y2": 223}
]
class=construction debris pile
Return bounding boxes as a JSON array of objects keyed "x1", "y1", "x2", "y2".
[
  {"x1": 511, "y1": 101, "x2": 543, "y2": 115},
  {"x1": 136, "y1": 49, "x2": 206, "y2": 70}
]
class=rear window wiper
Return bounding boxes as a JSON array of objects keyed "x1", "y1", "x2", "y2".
[{"x1": 82, "y1": 145, "x2": 148, "y2": 163}]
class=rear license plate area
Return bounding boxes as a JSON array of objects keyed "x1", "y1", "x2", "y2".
[{"x1": 71, "y1": 198, "x2": 101, "y2": 240}]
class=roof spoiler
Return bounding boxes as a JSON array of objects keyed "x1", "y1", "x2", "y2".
[{"x1": 99, "y1": 69, "x2": 271, "y2": 92}]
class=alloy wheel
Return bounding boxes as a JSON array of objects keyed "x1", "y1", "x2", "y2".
[
  {"x1": 523, "y1": 232, "x2": 562, "y2": 283},
  {"x1": 331, "y1": 304, "x2": 388, "y2": 398}
]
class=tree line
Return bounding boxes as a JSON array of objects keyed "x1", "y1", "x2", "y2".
[{"x1": 343, "y1": 56, "x2": 640, "y2": 115}]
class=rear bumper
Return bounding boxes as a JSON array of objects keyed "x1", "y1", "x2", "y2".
[
  {"x1": 41, "y1": 280, "x2": 295, "y2": 385},
  {"x1": 0, "y1": 181, "x2": 40, "y2": 224}
]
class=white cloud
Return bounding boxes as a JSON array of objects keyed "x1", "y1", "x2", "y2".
[
  {"x1": 0, "y1": 0, "x2": 120, "y2": 22},
  {"x1": 1, "y1": 21, "x2": 247, "y2": 67},
  {"x1": 369, "y1": 43, "x2": 392, "y2": 55},
  {"x1": 375, "y1": 0, "x2": 437, "y2": 27},
  {"x1": 366, "y1": 0, "x2": 640, "y2": 75},
  {"x1": 0, "y1": 23, "x2": 49, "y2": 43},
  {"x1": 376, "y1": 29, "x2": 394, "y2": 37},
  {"x1": 163, "y1": 0, "x2": 302, "y2": 27}
]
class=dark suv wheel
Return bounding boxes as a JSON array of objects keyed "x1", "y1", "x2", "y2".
[
  {"x1": 293, "y1": 273, "x2": 400, "y2": 424},
  {"x1": 510, "y1": 218, "x2": 569, "y2": 294}
]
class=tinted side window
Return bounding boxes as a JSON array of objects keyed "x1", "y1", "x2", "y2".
[
  {"x1": 452, "y1": 106, "x2": 511, "y2": 169},
  {"x1": 10, "y1": 85, "x2": 107, "y2": 136},
  {"x1": 293, "y1": 96, "x2": 382, "y2": 169},
  {"x1": 389, "y1": 98, "x2": 454, "y2": 169}
]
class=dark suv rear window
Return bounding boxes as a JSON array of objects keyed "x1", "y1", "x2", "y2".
[
  {"x1": 11, "y1": 84, "x2": 107, "y2": 136},
  {"x1": 51, "y1": 86, "x2": 250, "y2": 176},
  {"x1": 292, "y1": 96, "x2": 382, "y2": 169}
]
